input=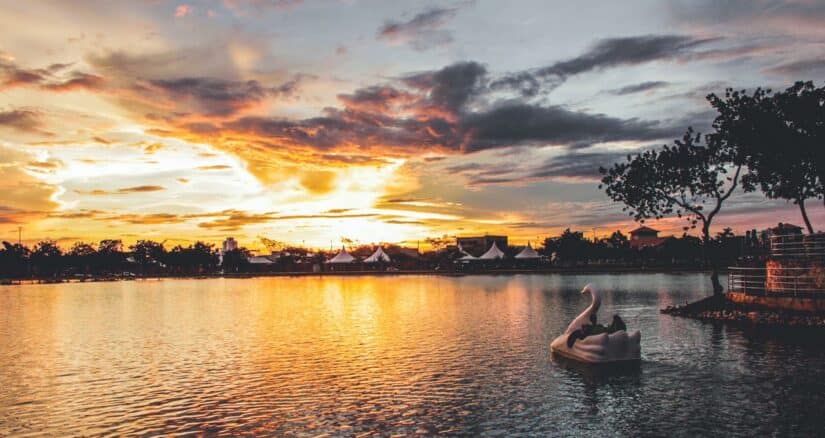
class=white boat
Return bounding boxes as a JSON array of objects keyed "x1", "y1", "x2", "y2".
[{"x1": 550, "y1": 284, "x2": 641, "y2": 364}]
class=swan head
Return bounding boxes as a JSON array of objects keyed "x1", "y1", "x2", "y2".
[{"x1": 581, "y1": 283, "x2": 601, "y2": 309}]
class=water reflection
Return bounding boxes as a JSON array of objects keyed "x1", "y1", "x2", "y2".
[{"x1": 1, "y1": 274, "x2": 824, "y2": 436}]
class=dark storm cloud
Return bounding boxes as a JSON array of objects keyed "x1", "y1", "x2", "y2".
[
  {"x1": 608, "y1": 81, "x2": 670, "y2": 95},
  {"x1": 462, "y1": 104, "x2": 672, "y2": 152},
  {"x1": 216, "y1": 59, "x2": 683, "y2": 156},
  {"x1": 527, "y1": 151, "x2": 640, "y2": 181},
  {"x1": 403, "y1": 61, "x2": 487, "y2": 112},
  {"x1": 541, "y1": 35, "x2": 716, "y2": 76},
  {"x1": 492, "y1": 35, "x2": 716, "y2": 95},
  {"x1": 377, "y1": 7, "x2": 458, "y2": 50}
]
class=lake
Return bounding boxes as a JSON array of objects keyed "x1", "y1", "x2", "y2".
[{"x1": 1, "y1": 274, "x2": 824, "y2": 436}]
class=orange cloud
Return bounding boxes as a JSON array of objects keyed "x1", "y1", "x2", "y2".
[
  {"x1": 117, "y1": 185, "x2": 165, "y2": 193},
  {"x1": 196, "y1": 164, "x2": 232, "y2": 171},
  {"x1": 300, "y1": 170, "x2": 336, "y2": 194}
]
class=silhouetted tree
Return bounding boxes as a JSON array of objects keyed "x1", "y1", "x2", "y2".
[
  {"x1": 31, "y1": 240, "x2": 63, "y2": 277},
  {"x1": 708, "y1": 82, "x2": 824, "y2": 233},
  {"x1": 67, "y1": 242, "x2": 96, "y2": 274},
  {"x1": 167, "y1": 241, "x2": 218, "y2": 274},
  {"x1": 97, "y1": 239, "x2": 126, "y2": 273},
  {"x1": 600, "y1": 128, "x2": 742, "y2": 294},
  {"x1": 221, "y1": 247, "x2": 251, "y2": 273},
  {"x1": 130, "y1": 240, "x2": 166, "y2": 274},
  {"x1": 0, "y1": 241, "x2": 30, "y2": 277}
]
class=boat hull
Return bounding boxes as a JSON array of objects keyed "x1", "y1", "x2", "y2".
[{"x1": 550, "y1": 330, "x2": 641, "y2": 364}]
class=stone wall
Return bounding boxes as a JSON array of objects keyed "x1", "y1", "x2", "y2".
[
  {"x1": 765, "y1": 259, "x2": 824, "y2": 293},
  {"x1": 727, "y1": 292, "x2": 825, "y2": 313}
]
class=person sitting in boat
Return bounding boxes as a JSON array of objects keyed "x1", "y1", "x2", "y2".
[{"x1": 566, "y1": 314, "x2": 627, "y2": 348}]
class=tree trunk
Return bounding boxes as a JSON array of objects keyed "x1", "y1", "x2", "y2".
[
  {"x1": 798, "y1": 198, "x2": 814, "y2": 234},
  {"x1": 702, "y1": 224, "x2": 723, "y2": 295}
]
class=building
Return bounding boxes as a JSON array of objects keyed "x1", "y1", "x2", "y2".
[
  {"x1": 456, "y1": 235, "x2": 508, "y2": 257},
  {"x1": 628, "y1": 226, "x2": 665, "y2": 249},
  {"x1": 222, "y1": 237, "x2": 238, "y2": 253}
]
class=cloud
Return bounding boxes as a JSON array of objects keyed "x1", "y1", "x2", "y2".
[
  {"x1": 108, "y1": 213, "x2": 186, "y2": 225},
  {"x1": 117, "y1": 185, "x2": 165, "y2": 193},
  {"x1": 402, "y1": 61, "x2": 487, "y2": 112},
  {"x1": 461, "y1": 104, "x2": 674, "y2": 152},
  {"x1": 223, "y1": 0, "x2": 303, "y2": 12},
  {"x1": 1, "y1": 57, "x2": 105, "y2": 92},
  {"x1": 669, "y1": 0, "x2": 825, "y2": 38},
  {"x1": 75, "y1": 185, "x2": 166, "y2": 195},
  {"x1": 196, "y1": 164, "x2": 232, "y2": 171},
  {"x1": 145, "y1": 77, "x2": 291, "y2": 117},
  {"x1": 608, "y1": 81, "x2": 670, "y2": 95},
  {"x1": 377, "y1": 7, "x2": 458, "y2": 50},
  {"x1": 492, "y1": 35, "x2": 716, "y2": 95},
  {"x1": 144, "y1": 142, "x2": 164, "y2": 154},
  {"x1": 446, "y1": 148, "x2": 648, "y2": 187},
  {"x1": 0, "y1": 109, "x2": 43, "y2": 133},
  {"x1": 196, "y1": 211, "x2": 279, "y2": 230},
  {"x1": 542, "y1": 35, "x2": 716, "y2": 76},
  {"x1": 0, "y1": 146, "x2": 60, "y2": 222},
  {"x1": 766, "y1": 58, "x2": 825, "y2": 77},
  {"x1": 41, "y1": 72, "x2": 105, "y2": 92},
  {"x1": 300, "y1": 170, "x2": 336, "y2": 194}
]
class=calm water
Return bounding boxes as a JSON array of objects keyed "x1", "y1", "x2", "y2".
[{"x1": 1, "y1": 274, "x2": 824, "y2": 436}]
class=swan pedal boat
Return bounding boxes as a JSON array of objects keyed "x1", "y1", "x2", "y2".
[{"x1": 550, "y1": 284, "x2": 641, "y2": 364}]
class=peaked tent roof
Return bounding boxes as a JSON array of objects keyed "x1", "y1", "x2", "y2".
[
  {"x1": 479, "y1": 242, "x2": 506, "y2": 260},
  {"x1": 514, "y1": 242, "x2": 540, "y2": 259},
  {"x1": 248, "y1": 256, "x2": 275, "y2": 264},
  {"x1": 326, "y1": 248, "x2": 356, "y2": 263},
  {"x1": 363, "y1": 246, "x2": 391, "y2": 263}
]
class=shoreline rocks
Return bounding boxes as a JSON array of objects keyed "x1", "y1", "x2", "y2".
[{"x1": 662, "y1": 295, "x2": 825, "y2": 328}]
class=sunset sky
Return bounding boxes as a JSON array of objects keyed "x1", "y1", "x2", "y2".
[{"x1": 1, "y1": 0, "x2": 823, "y2": 250}]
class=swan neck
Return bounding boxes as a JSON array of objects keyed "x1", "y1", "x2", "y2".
[{"x1": 588, "y1": 290, "x2": 601, "y2": 316}]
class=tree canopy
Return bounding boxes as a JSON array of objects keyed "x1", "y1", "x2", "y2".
[{"x1": 708, "y1": 81, "x2": 823, "y2": 233}]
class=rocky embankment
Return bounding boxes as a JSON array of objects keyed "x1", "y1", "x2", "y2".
[{"x1": 662, "y1": 295, "x2": 825, "y2": 328}]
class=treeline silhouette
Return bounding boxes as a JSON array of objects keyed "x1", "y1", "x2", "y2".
[
  {"x1": 0, "y1": 229, "x2": 761, "y2": 280},
  {"x1": 0, "y1": 240, "x2": 220, "y2": 279},
  {"x1": 540, "y1": 228, "x2": 755, "y2": 268}
]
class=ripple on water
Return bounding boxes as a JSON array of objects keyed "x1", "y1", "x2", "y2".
[{"x1": 1, "y1": 275, "x2": 825, "y2": 436}]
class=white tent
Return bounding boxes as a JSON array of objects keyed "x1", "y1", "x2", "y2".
[
  {"x1": 514, "y1": 242, "x2": 540, "y2": 259},
  {"x1": 247, "y1": 256, "x2": 275, "y2": 264},
  {"x1": 363, "y1": 247, "x2": 391, "y2": 263},
  {"x1": 326, "y1": 248, "x2": 356, "y2": 263},
  {"x1": 478, "y1": 242, "x2": 506, "y2": 260}
]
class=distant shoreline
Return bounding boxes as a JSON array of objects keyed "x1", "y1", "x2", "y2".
[{"x1": 2, "y1": 266, "x2": 721, "y2": 285}]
